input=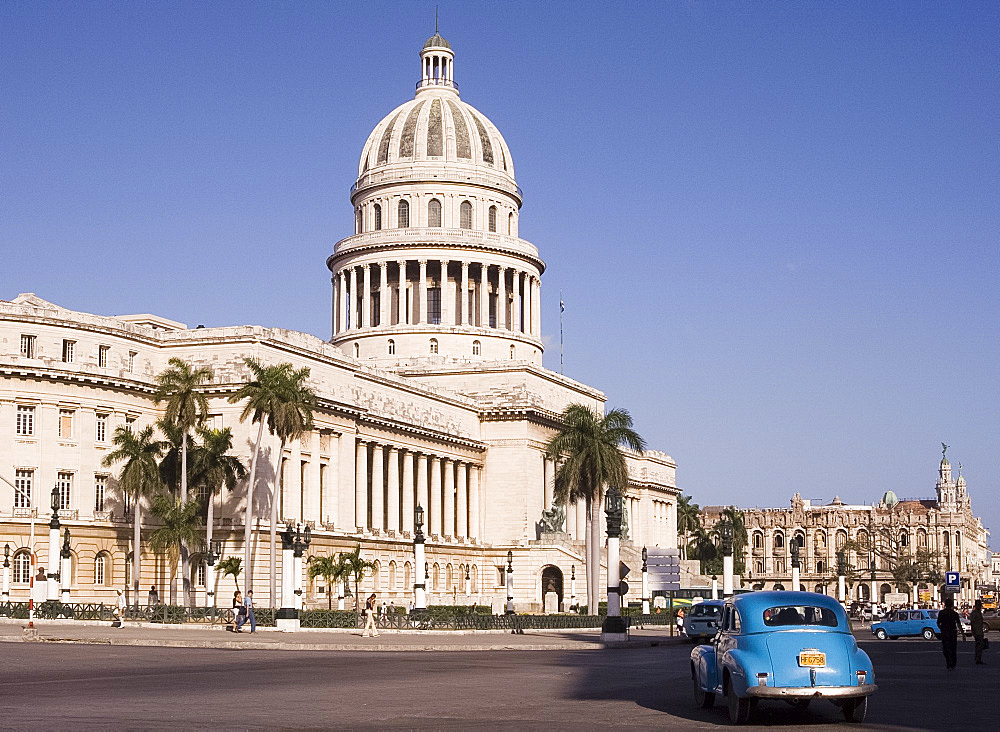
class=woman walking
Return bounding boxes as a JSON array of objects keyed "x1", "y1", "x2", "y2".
[
  {"x1": 232, "y1": 591, "x2": 245, "y2": 632},
  {"x1": 362, "y1": 593, "x2": 379, "y2": 637}
]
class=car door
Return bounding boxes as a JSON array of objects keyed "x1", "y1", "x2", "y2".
[{"x1": 714, "y1": 605, "x2": 735, "y2": 693}]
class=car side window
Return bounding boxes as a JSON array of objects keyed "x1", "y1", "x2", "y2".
[{"x1": 732, "y1": 608, "x2": 742, "y2": 633}]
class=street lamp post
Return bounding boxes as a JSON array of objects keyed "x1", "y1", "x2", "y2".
[
  {"x1": 2, "y1": 543, "x2": 10, "y2": 603},
  {"x1": 276, "y1": 523, "x2": 310, "y2": 631},
  {"x1": 868, "y1": 511, "x2": 877, "y2": 619},
  {"x1": 59, "y1": 528, "x2": 72, "y2": 603},
  {"x1": 204, "y1": 540, "x2": 221, "y2": 608},
  {"x1": 720, "y1": 520, "x2": 734, "y2": 597},
  {"x1": 464, "y1": 566, "x2": 471, "y2": 597},
  {"x1": 47, "y1": 486, "x2": 61, "y2": 602},
  {"x1": 641, "y1": 547, "x2": 650, "y2": 615},
  {"x1": 836, "y1": 550, "x2": 847, "y2": 604},
  {"x1": 505, "y1": 550, "x2": 514, "y2": 615},
  {"x1": 412, "y1": 505, "x2": 427, "y2": 613},
  {"x1": 601, "y1": 484, "x2": 627, "y2": 642},
  {"x1": 570, "y1": 565, "x2": 577, "y2": 612},
  {"x1": 293, "y1": 525, "x2": 310, "y2": 613},
  {"x1": 791, "y1": 541, "x2": 801, "y2": 593},
  {"x1": 712, "y1": 575, "x2": 719, "y2": 600}
]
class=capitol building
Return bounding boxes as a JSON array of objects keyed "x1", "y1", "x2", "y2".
[{"x1": 0, "y1": 34, "x2": 678, "y2": 611}]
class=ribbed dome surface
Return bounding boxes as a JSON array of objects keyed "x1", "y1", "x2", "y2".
[
  {"x1": 358, "y1": 92, "x2": 515, "y2": 180},
  {"x1": 423, "y1": 32, "x2": 451, "y2": 49}
]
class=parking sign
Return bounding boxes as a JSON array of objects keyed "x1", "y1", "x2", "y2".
[{"x1": 945, "y1": 571, "x2": 960, "y2": 593}]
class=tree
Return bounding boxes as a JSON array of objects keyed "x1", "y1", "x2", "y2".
[
  {"x1": 217, "y1": 556, "x2": 243, "y2": 594},
  {"x1": 545, "y1": 404, "x2": 645, "y2": 612},
  {"x1": 147, "y1": 493, "x2": 203, "y2": 605},
  {"x1": 155, "y1": 419, "x2": 186, "y2": 495},
  {"x1": 677, "y1": 495, "x2": 702, "y2": 560},
  {"x1": 154, "y1": 357, "x2": 213, "y2": 606},
  {"x1": 307, "y1": 553, "x2": 352, "y2": 610},
  {"x1": 341, "y1": 545, "x2": 377, "y2": 622},
  {"x1": 228, "y1": 357, "x2": 316, "y2": 607},
  {"x1": 191, "y1": 426, "x2": 247, "y2": 574},
  {"x1": 102, "y1": 425, "x2": 164, "y2": 604}
]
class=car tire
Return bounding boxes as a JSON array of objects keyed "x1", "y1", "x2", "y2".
[
  {"x1": 875, "y1": 629, "x2": 887, "y2": 640},
  {"x1": 922, "y1": 628, "x2": 935, "y2": 640},
  {"x1": 842, "y1": 696, "x2": 868, "y2": 723},
  {"x1": 727, "y1": 679, "x2": 752, "y2": 724},
  {"x1": 693, "y1": 673, "x2": 714, "y2": 709}
]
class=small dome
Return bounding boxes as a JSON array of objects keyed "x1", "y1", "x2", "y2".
[
  {"x1": 424, "y1": 32, "x2": 451, "y2": 49},
  {"x1": 881, "y1": 490, "x2": 899, "y2": 509}
]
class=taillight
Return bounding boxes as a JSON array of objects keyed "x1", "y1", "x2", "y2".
[{"x1": 856, "y1": 670, "x2": 867, "y2": 685}]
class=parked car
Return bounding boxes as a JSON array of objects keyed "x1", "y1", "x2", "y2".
[
  {"x1": 691, "y1": 591, "x2": 876, "y2": 723},
  {"x1": 871, "y1": 609, "x2": 940, "y2": 640},
  {"x1": 983, "y1": 610, "x2": 1000, "y2": 632},
  {"x1": 684, "y1": 600, "x2": 724, "y2": 642}
]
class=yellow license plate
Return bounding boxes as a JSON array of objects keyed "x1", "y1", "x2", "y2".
[{"x1": 798, "y1": 651, "x2": 826, "y2": 667}]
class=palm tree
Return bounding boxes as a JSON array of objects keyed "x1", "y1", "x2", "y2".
[
  {"x1": 102, "y1": 425, "x2": 164, "y2": 604},
  {"x1": 191, "y1": 426, "x2": 247, "y2": 571},
  {"x1": 228, "y1": 357, "x2": 316, "y2": 607},
  {"x1": 217, "y1": 556, "x2": 243, "y2": 594},
  {"x1": 677, "y1": 495, "x2": 702, "y2": 559},
  {"x1": 154, "y1": 357, "x2": 213, "y2": 606},
  {"x1": 307, "y1": 553, "x2": 351, "y2": 610},
  {"x1": 544, "y1": 404, "x2": 645, "y2": 612},
  {"x1": 341, "y1": 545, "x2": 376, "y2": 622},
  {"x1": 147, "y1": 493, "x2": 203, "y2": 605},
  {"x1": 155, "y1": 418, "x2": 187, "y2": 495}
]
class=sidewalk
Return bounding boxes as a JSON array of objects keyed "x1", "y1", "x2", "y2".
[{"x1": 0, "y1": 618, "x2": 686, "y2": 652}]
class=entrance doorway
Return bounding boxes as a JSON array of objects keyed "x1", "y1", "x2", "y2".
[{"x1": 540, "y1": 566, "x2": 563, "y2": 612}]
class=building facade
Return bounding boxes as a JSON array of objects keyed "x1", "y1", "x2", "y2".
[
  {"x1": 0, "y1": 34, "x2": 678, "y2": 612},
  {"x1": 703, "y1": 451, "x2": 990, "y2": 604}
]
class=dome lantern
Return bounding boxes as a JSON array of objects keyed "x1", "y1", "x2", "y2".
[{"x1": 418, "y1": 22, "x2": 456, "y2": 94}]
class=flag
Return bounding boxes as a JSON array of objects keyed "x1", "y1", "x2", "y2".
[{"x1": 560, "y1": 298, "x2": 564, "y2": 313}]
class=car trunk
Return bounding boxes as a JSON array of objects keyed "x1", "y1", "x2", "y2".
[{"x1": 764, "y1": 630, "x2": 853, "y2": 687}]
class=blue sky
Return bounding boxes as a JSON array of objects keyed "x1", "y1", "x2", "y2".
[{"x1": 2, "y1": 2, "x2": 998, "y2": 544}]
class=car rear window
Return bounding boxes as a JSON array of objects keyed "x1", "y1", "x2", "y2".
[
  {"x1": 690, "y1": 605, "x2": 721, "y2": 617},
  {"x1": 762, "y1": 605, "x2": 839, "y2": 627}
]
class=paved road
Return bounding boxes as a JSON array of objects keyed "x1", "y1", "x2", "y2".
[{"x1": 0, "y1": 635, "x2": 994, "y2": 729}]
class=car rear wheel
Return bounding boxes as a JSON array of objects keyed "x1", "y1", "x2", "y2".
[
  {"x1": 693, "y1": 673, "x2": 714, "y2": 709},
  {"x1": 875, "y1": 628, "x2": 887, "y2": 640},
  {"x1": 842, "y1": 697, "x2": 868, "y2": 723},
  {"x1": 727, "y1": 681, "x2": 752, "y2": 724},
  {"x1": 922, "y1": 628, "x2": 935, "y2": 640}
]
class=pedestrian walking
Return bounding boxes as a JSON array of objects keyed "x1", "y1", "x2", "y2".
[
  {"x1": 970, "y1": 599, "x2": 986, "y2": 665},
  {"x1": 232, "y1": 591, "x2": 244, "y2": 632},
  {"x1": 236, "y1": 590, "x2": 257, "y2": 633},
  {"x1": 362, "y1": 593, "x2": 379, "y2": 637},
  {"x1": 937, "y1": 597, "x2": 961, "y2": 670},
  {"x1": 112, "y1": 588, "x2": 126, "y2": 628},
  {"x1": 147, "y1": 585, "x2": 159, "y2": 606}
]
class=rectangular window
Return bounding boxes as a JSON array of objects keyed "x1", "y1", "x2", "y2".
[
  {"x1": 95, "y1": 555, "x2": 106, "y2": 585},
  {"x1": 58, "y1": 409, "x2": 74, "y2": 438},
  {"x1": 20, "y1": 334, "x2": 36, "y2": 358},
  {"x1": 427, "y1": 287, "x2": 441, "y2": 324},
  {"x1": 128, "y1": 351, "x2": 137, "y2": 373},
  {"x1": 14, "y1": 469, "x2": 33, "y2": 508},
  {"x1": 197, "y1": 561, "x2": 206, "y2": 587},
  {"x1": 62, "y1": 339, "x2": 75, "y2": 363},
  {"x1": 57, "y1": 472, "x2": 73, "y2": 510},
  {"x1": 95, "y1": 475, "x2": 107, "y2": 512},
  {"x1": 95, "y1": 413, "x2": 108, "y2": 443},
  {"x1": 16, "y1": 405, "x2": 35, "y2": 436},
  {"x1": 125, "y1": 415, "x2": 136, "y2": 430},
  {"x1": 98, "y1": 345, "x2": 110, "y2": 368}
]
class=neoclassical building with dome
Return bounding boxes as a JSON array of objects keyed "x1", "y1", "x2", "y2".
[{"x1": 0, "y1": 34, "x2": 678, "y2": 612}]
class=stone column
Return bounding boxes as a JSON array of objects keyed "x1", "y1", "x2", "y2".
[
  {"x1": 522, "y1": 271, "x2": 530, "y2": 333},
  {"x1": 402, "y1": 450, "x2": 415, "y2": 534},
  {"x1": 480, "y1": 263, "x2": 489, "y2": 328},
  {"x1": 397, "y1": 260, "x2": 407, "y2": 325},
  {"x1": 497, "y1": 266, "x2": 507, "y2": 330},
  {"x1": 512, "y1": 270, "x2": 521, "y2": 332},
  {"x1": 429, "y1": 456, "x2": 441, "y2": 536},
  {"x1": 534, "y1": 276, "x2": 542, "y2": 336},
  {"x1": 418, "y1": 260, "x2": 428, "y2": 324},
  {"x1": 371, "y1": 443, "x2": 384, "y2": 533},
  {"x1": 469, "y1": 465, "x2": 480, "y2": 541},
  {"x1": 440, "y1": 259, "x2": 450, "y2": 326},
  {"x1": 349, "y1": 267, "x2": 358, "y2": 330},
  {"x1": 362, "y1": 264, "x2": 371, "y2": 328},
  {"x1": 386, "y1": 446, "x2": 400, "y2": 534},
  {"x1": 379, "y1": 261, "x2": 389, "y2": 327},
  {"x1": 355, "y1": 440, "x2": 368, "y2": 532},
  {"x1": 456, "y1": 462, "x2": 468, "y2": 539},
  {"x1": 442, "y1": 458, "x2": 455, "y2": 539},
  {"x1": 461, "y1": 261, "x2": 470, "y2": 325},
  {"x1": 416, "y1": 454, "x2": 429, "y2": 534},
  {"x1": 337, "y1": 430, "x2": 354, "y2": 531}
]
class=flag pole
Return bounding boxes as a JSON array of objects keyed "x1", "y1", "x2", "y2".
[{"x1": 559, "y1": 292, "x2": 564, "y2": 374}]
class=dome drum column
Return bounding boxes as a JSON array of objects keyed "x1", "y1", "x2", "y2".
[{"x1": 397, "y1": 260, "x2": 407, "y2": 326}]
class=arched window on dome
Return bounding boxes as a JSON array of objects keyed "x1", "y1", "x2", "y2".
[
  {"x1": 460, "y1": 201, "x2": 473, "y2": 230},
  {"x1": 488, "y1": 206, "x2": 497, "y2": 232},
  {"x1": 398, "y1": 200, "x2": 410, "y2": 228},
  {"x1": 429, "y1": 338, "x2": 438, "y2": 355},
  {"x1": 428, "y1": 199, "x2": 442, "y2": 227},
  {"x1": 472, "y1": 340, "x2": 481, "y2": 356},
  {"x1": 508, "y1": 212, "x2": 514, "y2": 236},
  {"x1": 387, "y1": 339, "x2": 395, "y2": 355},
  {"x1": 374, "y1": 204, "x2": 382, "y2": 231}
]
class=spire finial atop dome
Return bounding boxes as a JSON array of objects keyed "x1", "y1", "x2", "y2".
[{"x1": 419, "y1": 28, "x2": 457, "y2": 94}]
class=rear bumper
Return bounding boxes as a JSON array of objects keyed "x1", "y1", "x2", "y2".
[{"x1": 747, "y1": 684, "x2": 877, "y2": 700}]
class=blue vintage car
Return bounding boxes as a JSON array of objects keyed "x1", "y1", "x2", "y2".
[
  {"x1": 871, "y1": 608, "x2": 939, "y2": 640},
  {"x1": 684, "y1": 600, "x2": 725, "y2": 642},
  {"x1": 690, "y1": 591, "x2": 876, "y2": 723}
]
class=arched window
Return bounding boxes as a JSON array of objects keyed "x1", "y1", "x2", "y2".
[
  {"x1": 95, "y1": 553, "x2": 111, "y2": 586},
  {"x1": 816, "y1": 560, "x2": 825, "y2": 573},
  {"x1": 432, "y1": 563, "x2": 440, "y2": 591},
  {"x1": 374, "y1": 203, "x2": 382, "y2": 231},
  {"x1": 471, "y1": 564, "x2": 478, "y2": 589},
  {"x1": 754, "y1": 559, "x2": 764, "y2": 574},
  {"x1": 773, "y1": 583, "x2": 785, "y2": 591},
  {"x1": 508, "y1": 212, "x2": 514, "y2": 235},
  {"x1": 398, "y1": 200, "x2": 410, "y2": 228},
  {"x1": 372, "y1": 561, "x2": 381, "y2": 589},
  {"x1": 446, "y1": 563, "x2": 453, "y2": 590},
  {"x1": 404, "y1": 562, "x2": 411, "y2": 590},
  {"x1": 794, "y1": 532, "x2": 805, "y2": 548},
  {"x1": 917, "y1": 529, "x2": 927, "y2": 548},
  {"x1": 389, "y1": 561, "x2": 397, "y2": 589},
  {"x1": 836, "y1": 530, "x2": 848, "y2": 549},
  {"x1": 387, "y1": 339, "x2": 395, "y2": 355},
  {"x1": 816, "y1": 531, "x2": 827, "y2": 548},
  {"x1": 815, "y1": 584, "x2": 826, "y2": 595},
  {"x1": 752, "y1": 531, "x2": 763, "y2": 549},
  {"x1": 460, "y1": 200, "x2": 473, "y2": 229},
  {"x1": 472, "y1": 340, "x2": 481, "y2": 356},
  {"x1": 899, "y1": 531, "x2": 909, "y2": 547},
  {"x1": 12, "y1": 550, "x2": 31, "y2": 584},
  {"x1": 428, "y1": 199, "x2": 442, "y2": 227},
  {"x1": 773, "y1": 532, "x2": 784, "y2": 549},
  {"x1": 488, "y1": 205, "x2": 497, "y2": 232},
  {"x1": 429, "y1": 338, "x2": 438, "y2": 354}
]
